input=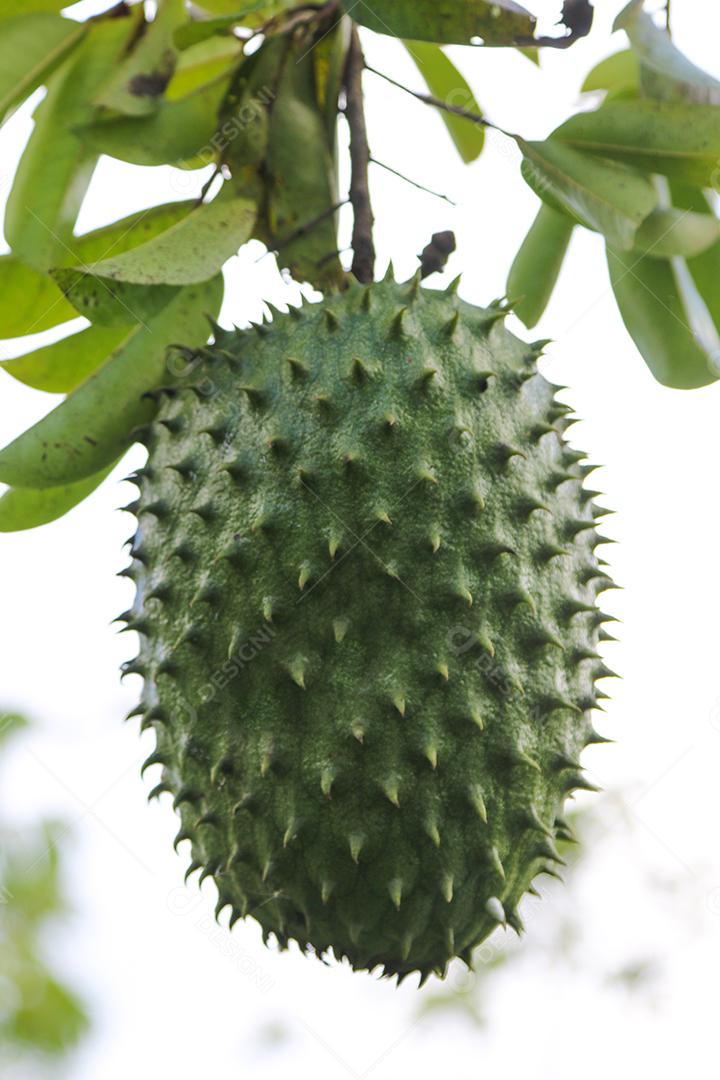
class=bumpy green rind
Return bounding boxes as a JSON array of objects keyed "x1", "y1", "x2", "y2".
[{"x1": 122, "y1": 278, "x2": 615, "y2": 984}]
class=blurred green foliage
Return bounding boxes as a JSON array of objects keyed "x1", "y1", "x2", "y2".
[{"x1": 0, "y1": 712, "x2": 89, "y2": 1070}]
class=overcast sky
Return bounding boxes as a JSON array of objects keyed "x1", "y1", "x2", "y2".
[{"x1": 2, "y1": 2, "x2": 720, "y2": 1078}]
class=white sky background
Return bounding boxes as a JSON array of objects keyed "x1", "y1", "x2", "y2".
[{"x1": 2, "y1": 1, "x2": 720, "y2": 1077}]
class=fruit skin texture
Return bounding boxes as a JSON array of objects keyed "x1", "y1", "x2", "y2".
[{"x1": 123, "y1": 277, "x2": 613, "y2": 985}]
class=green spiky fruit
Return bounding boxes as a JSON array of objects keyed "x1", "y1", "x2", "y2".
[{"x1": 122, "y1": 277, "x2": 614, "y2": 984}]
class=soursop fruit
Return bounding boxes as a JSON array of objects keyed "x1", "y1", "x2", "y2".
[{"x1": 121, "y1": 276, "x2": 615, "y2": 984}]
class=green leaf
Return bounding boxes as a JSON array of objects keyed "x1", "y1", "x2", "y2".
[
  {"x1": 0, "y1": 201, "x2": 194, "y2": 340},
  {"x1": 4, "y1": 15, "x2": 141, "y2": 272},
  {"x1": 0, "y1": 14, "x2": 85, "y2": 125},
  {"x1": 581, "y1": 50, "x2": 639, "y2": 98},
  {"x1": 615, "y1": 2, "x2": 720, "y2": 104},
  {"x1": 196, "y1": 0, "x2": 262, "y2": 8},
  {"x1": 404, "y1": 40, "x2": 484, "y2": 163},
  {"x1": 0, "y1": 258, "x2": 76, "y2": 339},
  {"x1": 166, "y1": 36, "x2": 243, "y2": 99},
  {"x1": 668, "y1": 182, "x2": 720, "y2": 352},
  {"x1": 42, "y1": 201, "x2": 202, "y2": 327},
  {"x1": 262, "y1": 32, "x2": 343, "y2": 288},
  {"x1": 175, "y1": 15, "x2": 239, "y2": 50},
  {"x1": 174, "y1": 4, "x2": 268, "y2": 46},
  {"x1": 517, "y1": 137, "x2": 657, "y2": 250},
  {"x1": 9, "y1": 974, "x2": 89, "y2": 1054},
  {"x1": 61, "y1": 186, "x2": 257, "y2": 288},
  {"x1": 79, "y1": 71, "x2": 231, "y2": 168},
  {"x1": 70, "y1": 200, "x2": 197, "y2": 264},
  {"x1": 1, "y1": 325, "x2": 127, "y2": 393},
  {"x1": 52, "y1": 189, "x2": 254, "y2": 325},
  {"x1": 3, "y1": 822, "x2": 63, "y2": 921},
  {"x1": 0, "y1": 276, "x2": 224, "y2": 489},
  {"x1": 95, "y1": 0, "x2": 187, "y2": 116},
  {"x1": 633, "y1": 208, "x2": 720, "y2": 259},
  {"x1": 507, "y1": 203, "x2": 574, "y2": 328},
  {"x1": 669, "y1": 182, "x2": 717, "y2": 217},
  {"x1": 553, "y1": 101, "x2": 720, "y2": 187},
  {"x1": 0, "y1": 0, "x2": 66, "y2": 15},
  {"x1": 343, "y1": 0, "x2": 536, "y2": 46},
  {"x1": 0, "y1": 711, "x2": 26, "y2": 745},
  {"x1": 193, "y1": 0, "x2": 291, "y2": 20},
  {"x1": 607, "y1": 244, "x2": 720, "y2": 389},
  {"x1": 312, "y1": 15, "x2": 351, "y2": 145},
  {"x1": 0, "y1": 460, "x2": 120, "y2": 532},
  {"x1": 219, "y1": 34, "x2": 285, "y2": 173},
  {"x1": 50, "y1": 272, "x2": 179, "y2": 328}
]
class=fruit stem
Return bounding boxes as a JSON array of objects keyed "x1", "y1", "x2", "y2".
[{"x1": 345, "y1": 27, "x2": 376, "y2": 284}]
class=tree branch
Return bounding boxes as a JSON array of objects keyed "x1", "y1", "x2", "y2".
[{"x1": 345, "y1": 27, "x2": 375, "y2": 284}]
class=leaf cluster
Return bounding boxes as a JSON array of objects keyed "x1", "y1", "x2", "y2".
[
  {"x1": 508, "y1": 1, "x2": 720, "y2": 391},
  {"x1": 0, "y1": 0, "x2": 718, "y2": 532},
  {"x1": 0, "y1": 712, "x2": 89, "y2": 1061}
]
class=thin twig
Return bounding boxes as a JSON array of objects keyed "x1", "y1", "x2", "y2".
[
  {"x1": 345, "y1": 27, "x2": 375, "y2": 285},
  {"x1": 666, "y1": 0, "x2": 672, "y2": 32},
  {"x1": 370, "y1": 158, "x2": 456, "y2": 206},
  {"x1": 365, "y1": 65, "x2": 506, "y2": 135}
]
